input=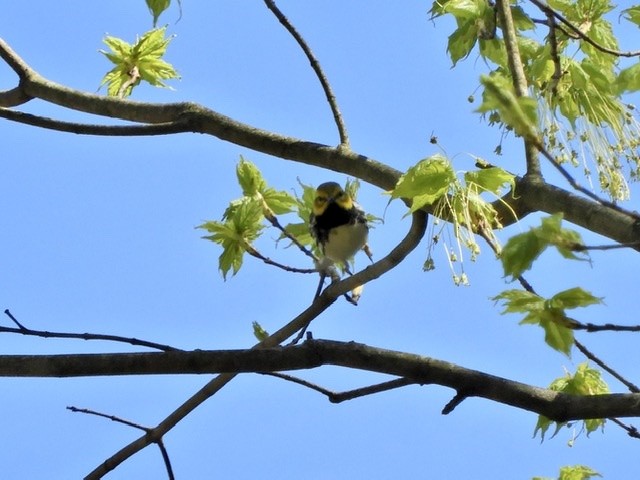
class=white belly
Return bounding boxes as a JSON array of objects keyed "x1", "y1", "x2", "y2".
[{"x1": 323, "y1": 223, "x2": 368, "y2": 263}]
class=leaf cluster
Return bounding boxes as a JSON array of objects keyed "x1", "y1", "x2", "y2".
[
  {"x1": 500, "y1": 214, "x2": 588, "y2": 280},
  {"x1": 493, "y1": 287, "x2": 602, "y2": 355},
  {"x1": 533, "y1": 464, "x2": 601, "y2": 480},
  {"x1": 100, "y1": 26, "x2": 180, "y2": 98},
  {"x1": 391, "y1": 154, "x2": 515, "y2": 282},
  {"x1": 199, "y1": 158, "x2": 297, "y2": 279},
  {"x1": 534, "y1": 363, "x2": 609, "y2": 441},
  {"x1": 432, "y1": 0, "x2": 640, "y2": 199}
]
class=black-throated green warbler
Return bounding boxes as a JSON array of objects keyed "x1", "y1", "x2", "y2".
[{"x1": 309, "y1": 181, "x2": 373, "y2": 274}]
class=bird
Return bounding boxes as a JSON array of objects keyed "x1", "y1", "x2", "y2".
[{"x1": 309, "y1": 181, "x2": 373, "y2": 276}]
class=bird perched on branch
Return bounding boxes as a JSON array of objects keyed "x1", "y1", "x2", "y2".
[{"x1": 309, "y1": 181, "x2": 373, "y2": 277}]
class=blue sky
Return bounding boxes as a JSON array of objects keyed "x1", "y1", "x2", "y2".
[{"x1": 2, "y1": 1, "x2": 640, "y2": 478}]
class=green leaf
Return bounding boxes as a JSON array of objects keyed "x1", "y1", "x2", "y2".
[
  {"x1": 199, "y1": 198, "x2": 265, "y2": 279},
  {"x1": 146, "y1": 0, "x2": 170, "y2": 27},
  {"x1": 500, "y1": 230, "x2": 545, "y2": 279},
  {"x1": 391, "y1": 154, "x2": 456, "y2": 212},
  {"x1": 548, "y1": 287, "x2": 603, "y2": 310},
  {"x1": 478, "y1": 74, "x2": 539, "y2": 142},
  {"x1": 558, "y1": 465, "x2": 601, "y2": 480},
  {"x1": 262, "y1": 188, "x2": 296, "y2": 215},
  {"x1": 510, "y1": 5, "x2": 535, "y2": 31},
  {"x1": 539, "y1": 311, "x2": 574, "y2": 355},
  {"x1": 252, "y1": 321, "x2": 269, "y2": 341},
  {"x1": 622, "y1": 6, "x2": 640, "y2": 26},
  {"x1": 500, "y1": 214, "x2": 587, "y2": 279},
  {"x1": 464, "y1": 166, "x2": 515, "y2": 195},
  {"x1": 447, "y1": 20, "x2": 478, "y2": 66},
  {"x1": 535, "y1": 364, "x2": 609, "y2": 441},
  {"x1": 615, "y1": 62, "x2": 640, "y2": 94},
  {"x1": 493, "y1": 289, "x2": 543, "y2": 314},
  {"x1": 236, "y1": 157, "x2": 267, "y2": 196},
  {"x1": 100, "y1": 27, "x2": 179, "y2": 97}
]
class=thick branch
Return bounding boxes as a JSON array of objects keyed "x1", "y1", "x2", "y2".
[
  {"x1": 1, "y1": 38, "x2": 639, "y2": 248},
  {"x1": 4, "y1": 339, "x2": 640, "y2": 421}
]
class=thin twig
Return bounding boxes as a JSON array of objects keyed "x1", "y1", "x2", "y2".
[
  {"x1": 260, "y1": 372, "x2": 416, "y2": 403},
  {"x1": 609, "y1": 418, "x2": 640, "y2": 440},
  {"x1": 537, "y1": 145, "x2": 640, "y2": 220},
  {"x1": 571, "y1": 242, "x2": 640, "y2": 252},
  {"x1": 4, "y1": 309, "x2": 27, "y2": 329},
  {"x1": 245, "y1": 246, "x2": 316, "y2": 274},
  {"x1": 68, "y1": 406, "x2": 175, "y2": 479},
  {"x1": 2, "y1": 309, "x2": 181, "y2": 352},
  {"x1": 574, "y1": 340, "x2": 640, "y2": 393},
  {"x1": 264, "y1": 212, "x2": 317, "y2": 261},
  {"x1": 263, "y1": 0, "x2": 349, "y2": 147}
]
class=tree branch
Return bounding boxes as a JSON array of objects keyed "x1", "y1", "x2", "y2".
[
  {"x1": 263, "y1": 0, "x2": 349, "y2": 147},
  {"x1": 495, "y1": 0, "x2": 541, "y2": 177},
  {"x1": 68, "y1": 406, "x2": 175, "y2": 479},
  {"x1": 2, "y1": 38, "x2": 639, "y2": 249},
  {"x1": 4, "y1": 339, "x2": 640, "y2": 421}
]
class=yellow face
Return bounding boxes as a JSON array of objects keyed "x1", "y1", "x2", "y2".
[{"x1": 312, "y1": 182, "x2": 353, "y2": 216}]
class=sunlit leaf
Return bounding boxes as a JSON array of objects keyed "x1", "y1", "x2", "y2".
[
  {"x1": 500, "y1": 230, "x2": 545, "y2": 279},
  {"x1": 100, "y1": 26, "x2": 179, "y2": 97},
  {"x1": 622, "y1": 6, "x2": 640, "y2": 26},
  {"x1": 236, "y1": 157, "x2": 267, "y2": 196},
  {"x1": 535, "y1": 364, "x2": 609, "y2": 441},
  {"x1": 199, "y1": 198, "x2": 264, "y2": 279},
  {"x1": 464, "y1": 166, "x2": 515, "y2": 195},
  {"x1": 252, "y1": 321, "x2": 269, "y2": 341},
  {"x1": 548, "y1": 287, "x2": 603, "y2": 310},
  {"x1": 447, "y1": 20, "x2": 478, "y2": 66},
  {"x1": 615, "y1": 62, "x2": 640, "y2": 94},
  {"x1": 478, "y1": 74, "x2": 539, "y2": 142},
  {"x1": 392, "y1": 154, "x2": 456, "y2": 212},
  {"x1": 539, "y1": 311, "x2": 574, "y2": 355},
  {"x1": 493, "y1": 289, "x2": 543, "y2": 314},
  {"x1": 557, "y1": 465, "x2": 601, "y2": 480}
]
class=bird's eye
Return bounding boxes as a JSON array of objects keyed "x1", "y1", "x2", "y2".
[{"x1": 315, "y1": 196, "x2": 327, "y2": 204}]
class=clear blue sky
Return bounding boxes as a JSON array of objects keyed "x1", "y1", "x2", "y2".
[{"x1": 2, "y1": 2, "x2": 639, "y2": 479}]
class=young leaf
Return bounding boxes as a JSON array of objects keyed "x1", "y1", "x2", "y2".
[
  {"x1": 464, "y1": 166, "x2": 515, "y2": 195},
  {"x1": 548, "y1": 287, "x2": 603, "y2": 310},
  {"x1": 622, "y1": 6, "x2": 640, "y2": 26},
  {"x1": 539, "y1": 312, "x2": 574, "y2": 355},
  {"x1": 252, "y1": 321, "x2": 269, "y2": 341},
  {"x1": 557, "y1": 465, "x2": 601, "y2": 480},
  {"x1": 535, "y1": 363, "x2": 609, "y2": 441},
  {"x1": 199, "y1": 198, "x2": 264, "y2": 279},
  {"x1": 615, "y1": 62, "x2": 640, "y2": 94},
  {"x1": 500, "y1": 230, "x2": 545, "y2": 279},
  {"x1": 391, "y1": 154, "x2": 456, "y2": 212},
  {"x1": 100, "y1": 27, "x2": 179, "y2": 97},
  {"x1": 236, "y1": 157, "x2": 267, "y2": 196},
  {"x1": 478, "y1": 74, "x2": 539, "y2": 143},
  {"x1": 493, "y1": 289, "x2": 543, "y2": 314}
]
